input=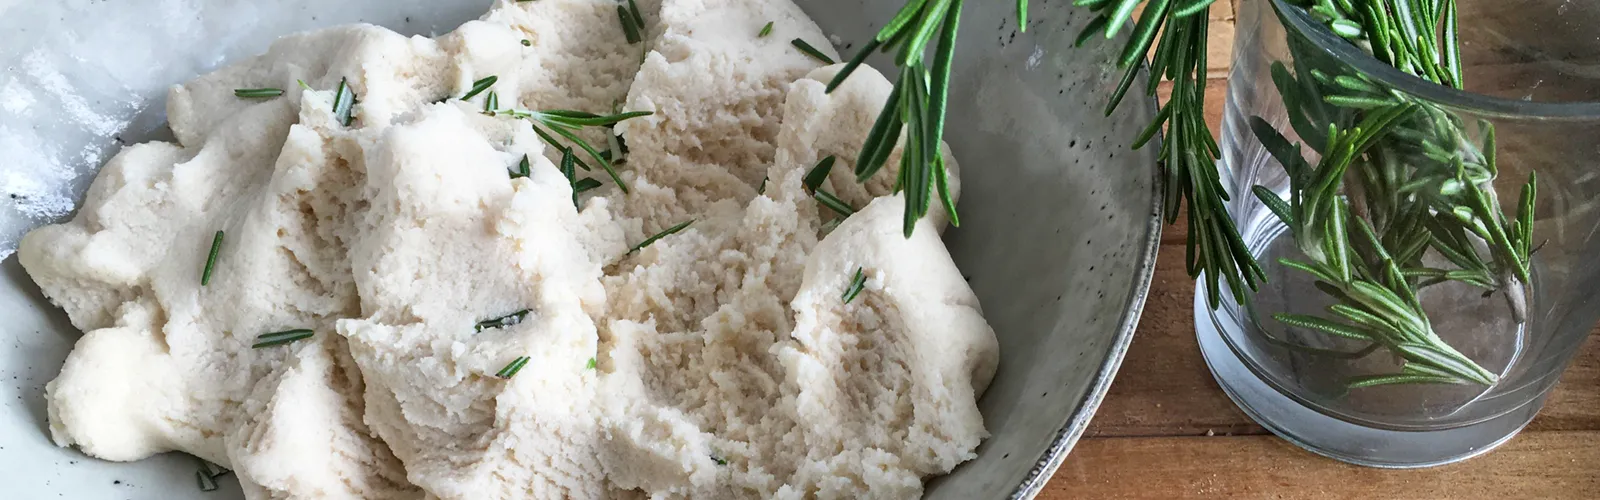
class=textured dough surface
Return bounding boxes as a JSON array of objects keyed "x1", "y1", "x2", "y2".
[{"x1": 19, "y1": 0, "x2": 999, "y2": 498}]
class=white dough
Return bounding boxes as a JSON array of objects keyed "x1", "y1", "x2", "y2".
[{"x1": 19, "y1": 0, "x2": 999, "y2": 498}]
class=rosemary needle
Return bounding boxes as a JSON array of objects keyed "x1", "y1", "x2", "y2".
[
  {"x1": 585, "y1": 357, "x2": 597, "y2": 370},
  {"x1": 201, "y1": 230, "x2": 224, "y2": 286},
  {"x1": 802, "y1": 155, "x2": 837, "y2": 194},
  {"x1": 476, "y1": 309, "x2": 531, "y2": 333},
  {"x1": 196, "y1": 470, "x2": 218, "y2": 492},
  {"x1": 461, "y1": 75, "x2": 497, "y2": 101},
  {"x1": 234, "y1": 88, "x2": 283, "y2": 98},
  {"x1": 332, "y1": 77, "x2": 356, "y2": 126},
  {"x1": 815, "y1": 189, "x2": 855, "y2": 217},
  {"x1": 522, "y1": 39, "x2": 532, "y2": 47},
  {"x1": 573, "y1": 178, "x2": 603, "y2": 193},
  {"x1": 790, "y1": 39, "x2": 835, "y2": 64},
  {"x1": 630, "y1": 220, "x2": 693, "y2": 253},
  {"x1": 252, "y1": 329, "x2": 314, "y2": 349},
  {"x1": 510, "y1": 154, "x2": 532, "y2": 180},
  {"x1": 759, "y1": 21, "x2": 775, "y2": 38},
  {"x1": 618, "y1": 6, "x2": 643, "y2": 44},
  {"x1": 842, "y1": 267, "x2": 867, "y2": 303},
  {"x1": 484, "y1": 90, "x2": 499, "y2": 114},
  {"x1": 496, "y1": 356, "x2": 532, "y2": 379}
]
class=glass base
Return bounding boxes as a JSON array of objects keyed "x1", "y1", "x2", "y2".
[{"x1": 1194, "y1": 279, "x2": 1543, "y2": 468}]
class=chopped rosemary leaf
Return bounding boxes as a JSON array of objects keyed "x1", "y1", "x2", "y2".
[
  {"x1": 510, "y1": 154, "x2": 532, "y2": 179},
  {"x1": 630, "y1": 220, "x2": 694, "y2": 253},
  {"x1": 462, "y1": 75, "x2": 498, "y2": 101},
  {"x1": 802, "y1": 155, "x2": 837, "y2": 193},
  {"x1": 842, "y1": 267, "x2": 866, "y2": 303},
  {"x1": 493, "y1": 108, "x2": 652, "y2": 193},
  {"x1": 814, "y1": 189, "x2": 855, "y2": 216},
  {"x1": 711, "y1": 455, "x2": 728, "y2": 466},
  {"x1": 585, "y1": 357, "x2": 597, "y2": 370},
  {"x1": 790, "y1": 38, "x2": 835, "y2": 64},
  {"x1": 296, "y1": 79, "x2": 312, "y2": 90},
  {"x1": 332, "y1": 77, "x2": 356, "y2": 126},
  {"x1": 201, "y1": 230, "x2": 224, "y2": 286},
  {"x1": 521, "y1": 39, "x2": 532, "y2": 46},
  {"x1": 199, "y1": 460, "x2": 231, "y2": 478},
  {"x1": 607, "y1": 133, "x2": 627, "y2": 164},
  {"x1": 758, "y1": 21, "x2": 774, "y2": 38},
  {"x1": 618, "y1": 6, "x2": 642, "y2": 44},
  {"x1": 627, "y1": 0, "x2": 645, "y2": 27},
  {"x1": 574, "y1": 178, "x2": 603, "y2": 193},
  {"x1": 484, "y1": 90, "x2": 499, "y2": 114},
  {"x1": 252, "y1": 329, "x2": 315, "y2": 349},
  {"x1": 496, "y1": 356, "x2": 532, "y2": 379},
  {"x1": 757, "y1": 176, "x2": 768, "y2": 195},
  {"x1": 234, "y1": 88, "x2": 284, "y2": 98},
  {"x1": 196, "y1": 470, "x2": 218, "y2": 492},
  {"x1": 475, "y1": 309, "x2": 531, "y2": 333}
]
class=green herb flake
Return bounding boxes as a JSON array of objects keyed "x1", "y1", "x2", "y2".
[
  {"x1": 234, "y1": 88, "x2": 284, "y2": 98},
  {"x1": 630, "y1": 220, "x2": 694, "y2": 253},
  {"x1": 332, "y1": 77, "x2": 357, "y2": 126},
  {"x1": 841, "y1": 267, "x2": 866, "y2": 304},
  {"x1": 711, "y1": 455, "x2": 728, "y2": 466},
  {"x1": 476, "y1": 309, "x2": 532, "y2": 333},
  {"x1": 252, "y1": 329, "x2": 315, "y2": 349},
  {"x1": 496, "y1": 356, "x2": 532, "y2": 379},
  {"x1": 574, "y1": 178, "x2": 603, "y2": 193},
  {"x1": 201, "y1": 230, "x2": 224, "y2": 286},
  {"x1": 814, "y1": 189, "x2": 855, "y2": 217},
  {"x1": 462, "y1": 75, "x2": 498, "y2": 102},
  {"x1": 790, "y1": 38, "x2": 835, "y2": 64},
  {"x1": 802, "y1": 155, "x2": 837, "y2": 194},
  {"x1": 522, "y1": 39, "x2": 532, "y2": 46},
  {"x1": 196, "y1": 470, "x2": 218, "y2": 492},
  {"x1": 484, "y1": 90, "x2": 499, "y2": 114},
  {"x1": 585, "y1": 357, "x2": 597, "y2": 370},
  {"x1": 618, "y1": 6, "x2": 643, "y2": 44},
  {"x1": 758, "y1": 21, "x2": 774, "y2": 38}
]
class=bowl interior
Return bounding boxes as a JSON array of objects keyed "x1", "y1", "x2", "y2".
[{"x1": 0, "y1": 0, "x2": 1160, "y2": 497}]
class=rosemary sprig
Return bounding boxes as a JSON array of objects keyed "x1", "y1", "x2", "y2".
[
  {"x1": 828, "y1": 0, "x2": 965, "y2": 237},
  {"x1": 1248, "y1": 0, "x2": 1536, "y2": 387},
  {"x1": 252, "y1": 329, "x2": 314, "y2": 349},
  {"x1": 493, "y1": 107, "x2": 652, "y2": 193},
  {"x1": 201, "y1": 230, "x2": 223, "y2": 286},
  {"x1": 496, "y1": 356, "x2": 532, "y2": 378},
  {"x1": 759, "y1": 21, "x2": 774, "y2": 38},
  {"x1": 234, "y1": 88, "x2": 283, "y2": 98},
  {"x1": 332, "y1": 77, "x2": 356, "y2": 126},
  {"x1": 476, "y1": 309, "x2": 531, "y2": 333},
  {"x1": 462, "y1": 76, "x2": 497, "y2": 101},
  {"x1": 791, "y1": 39, "x2": 835, "y2": 64},
  {"x1": 630, "y1": 220, "x2": 694, "y2": 253},
  {"x1": 842, "y1": 267, "x2": 867, "y2": 303}
]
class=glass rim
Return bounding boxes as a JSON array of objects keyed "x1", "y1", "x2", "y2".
[{"x1": 1275, "y1": 0, "x2": 1600, "y2": 120}]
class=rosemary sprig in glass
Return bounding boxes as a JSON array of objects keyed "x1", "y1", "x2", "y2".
[{"x1": 1246, "y1": 0, "x2": 1538, "y2": 387}]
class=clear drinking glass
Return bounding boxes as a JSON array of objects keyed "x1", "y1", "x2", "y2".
[{"x1": 1197, "y1": 0, "x2": 1600, "y2": 467}]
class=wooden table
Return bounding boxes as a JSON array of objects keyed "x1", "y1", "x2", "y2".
[{"x1": 1037, "y1": 3, "x2": 1600, "y2": 498}]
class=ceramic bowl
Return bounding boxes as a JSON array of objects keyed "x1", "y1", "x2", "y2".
[{"x1": 0, "y1": 0, "x2": 1160, "y2": 497}]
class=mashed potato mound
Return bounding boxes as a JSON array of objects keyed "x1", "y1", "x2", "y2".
[{"x1": 18, "y1": 0, "x2": 999, "y2": 498}]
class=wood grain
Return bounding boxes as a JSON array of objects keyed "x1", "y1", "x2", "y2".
[
  {"x1": 1051, "y1": 432, "x2": 1600, "y2": 499},
  {"x1": 1038, "y1": 1, "x2": 1600, "y2": 497}
]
